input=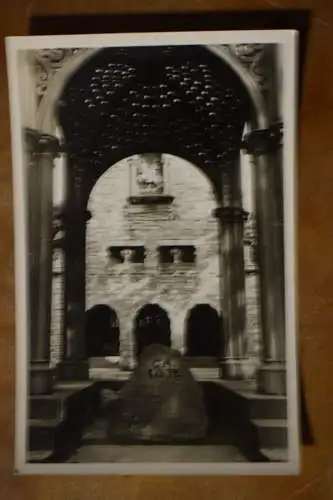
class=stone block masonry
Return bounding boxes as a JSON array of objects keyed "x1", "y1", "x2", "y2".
[{"x1": 86, "y1": 156, "x2": 220, "y2": 358}]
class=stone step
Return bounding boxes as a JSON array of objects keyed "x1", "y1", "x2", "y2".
[
  {"x1": 29, "y1": 382, "x2": 96, "y2": 420},
  {"x1": 29, "y1": 394, "x2": 66, "y2": 420},
  {"x1": 28, "y1": 382, "x2": 100, "y2": 459},
  {"x1": 212, "y1": 380, "x2": 287, "y2": 420},
  {"x1": 261, "y1": 448, "x2": 289, "y2": 462},
  {"x1": 67, "y1": 444, "x2": 248, "y2": 463},
  {"x1": 27, "y1": 450, "x2": 54, "y2": 463},
  {"x1": 82, "y1": 418, "x2": 233, "y2": 446},
  {"x1": 252, "y1": 419, "x2": 288, "y2": 449},
  {"x1": 241, "y1": 393, "x2": 287, "y2": 420},
  {"x1": 29, "y1": 418, "x2": 62, "y2": 451}
]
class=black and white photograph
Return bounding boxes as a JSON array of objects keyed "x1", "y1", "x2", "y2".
[{"x1": 6, "y1": 30, "x2": 299, "y2": 475}]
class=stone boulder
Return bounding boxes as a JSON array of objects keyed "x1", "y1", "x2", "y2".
[{"x1": 106, "y1": 344, "x2": 208, "y2": 442}]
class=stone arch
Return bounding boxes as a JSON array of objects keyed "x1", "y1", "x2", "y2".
[
  {"x1": 34, "y1": 42, "x2": 286, "y2": 385},
  {"x1": 55, "y1": 47, "x2": 256, "y2": 370},
  {"x1": 85, "y1": 304, "x2": 120, "y2": 357},
  {"x1": 37, "y1": 48, "x2": 101, "y2": 132},
  {"x1": 185, "y1": 303, "x2": 222, "y2": 357},
  {"x1": 37, "y1": 45, "x2": 268, "y2": 135},
  {"x1": 134, "y1": 303, "x2": 171, "y2": 358}
]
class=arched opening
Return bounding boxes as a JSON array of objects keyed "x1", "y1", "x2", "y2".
[
  {"x1": 85, "y1": 304, "x2": 120, "y2": 357},
  {"x1": 185, "y1": 304, "x2": 222, "y2": 357},
  {"x1": 40, "y1": 43, "x2": 279, "y2": 380},
  {"x1": 134, "y1": 304, "x2": 171, "y2": 358},
  {"x1": 56, "y1": 45, "x2": 254, "y2": 208}
]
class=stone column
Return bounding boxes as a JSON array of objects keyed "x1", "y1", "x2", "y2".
[
  {"x1": 244, "y1": 45, "x2": 286, "y2": 395},
  {"x1": 25, "y1": 129, "x2": 60, "y2": 394},
  {"x1": 56, "y1": 207, "x2": 91, "y2": 380},
  {"x1": 252, "y1": 152, "x2": 286, "y2": 395},
  {"x1": 213, "y1": 161, "x2": 248, "y2": 379}
]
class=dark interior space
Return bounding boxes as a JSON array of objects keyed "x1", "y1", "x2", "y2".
[
  {"x1": 134, "y1": 304, "x2": 171, "y2": 358},
  {"x1": 185, "y1": 304, "x2": 222, "y2": 357},
  {"x1": 85, "y1": 304, "x2": 120, "y2": 357}
]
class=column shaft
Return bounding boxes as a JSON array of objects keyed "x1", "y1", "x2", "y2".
[
  {"x1": 254, "y1": 153, "x2": 286, "y2": 394},
  {"x1": 215, "y1": 163, "x2": 248, "y2": 379},
  {"x1": 57, "y1": 207, "x2": 90, "y2": 380},
  {"x1": 25, "y1": 129, "x2": 59, "y2": 394},
  {"x1": 253, "y1": 45, "x2": 286, "y2": 395}
]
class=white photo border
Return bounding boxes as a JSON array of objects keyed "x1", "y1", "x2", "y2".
[{"x1": 6, "y1": 29, "x2": 300, "y2": 475}]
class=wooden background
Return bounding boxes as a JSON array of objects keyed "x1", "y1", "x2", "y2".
[{"x1": 1, "y1": 1, "x2": 333, "y2": 498}]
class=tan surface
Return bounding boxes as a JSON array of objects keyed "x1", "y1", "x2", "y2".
[{"x1": 1, "y1": 1, "x2": 333, "y2": 498}]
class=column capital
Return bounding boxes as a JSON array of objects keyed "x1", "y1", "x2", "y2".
[
  {"x1": 24, "y1": 127, "x2": 63, "y2": 158},
  {"x1": 241, "y1": 122, "x2": 283, "y2": 156},
  {"x1": 213, "y1": 206, "x2": 249, "y2": 223},
  {"x1": 57, "y1": 207, "x2": 92, "y2": 227}
]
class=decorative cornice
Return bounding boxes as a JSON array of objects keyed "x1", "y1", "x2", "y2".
[
  {"x1": 33, "y1": 48, "x2": 88, "y2": 100},
  {"x1": 127, "y1": 194, "x2": 174, "y2": 205},
  {"x1": 228, "y1": 43, "x2": 268, "y2": 92}
]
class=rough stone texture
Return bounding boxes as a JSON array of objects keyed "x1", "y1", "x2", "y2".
[
  {"x1": 86, "y1": 155, "x2": 220, "y2": 360},
  {"x1": 50, "y1": 248, "x2": 64, "y2": 367},
  {"x1": 105, "y1": 344, "x2": 208, "y2": 442}
]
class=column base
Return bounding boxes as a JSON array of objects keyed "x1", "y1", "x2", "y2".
[
  {"x1": 220, "y1": 359, "x2": 248, "y2": 380},
  {"x1": 30, "y1": 362, "x2": 54, "y2": 395},
  {"x1": 257, "y1": 362, "x2": 286, "y2": 395},
  {"x1": 56, "y1": 360, "x2": 89, "y2": 381}
]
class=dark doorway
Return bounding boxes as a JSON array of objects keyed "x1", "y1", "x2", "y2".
[
  {"x1": 85, "y1": 304, "x2": 120, "y2": 357},
  {"x1": 185, "y1": 304, "x2": 222, "y2": 357},
  {"x1": 134, "y1": 304, "x2": 171, "y2": 357}
]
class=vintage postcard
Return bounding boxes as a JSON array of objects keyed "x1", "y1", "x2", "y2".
[{"x1": 6, "y1": 30, "x2": 299, "y2": 475}]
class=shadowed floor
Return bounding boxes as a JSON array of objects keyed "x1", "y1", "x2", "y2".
[{"x1": 67, "y1": 444, "x2": 247, "y2": 463}]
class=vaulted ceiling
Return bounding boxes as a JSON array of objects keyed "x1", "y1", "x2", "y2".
[{"x1": 57, "y1": 45, "x2": 252, "y2": 204}]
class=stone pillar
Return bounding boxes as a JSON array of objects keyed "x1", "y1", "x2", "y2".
[
  {"x1": 56, "y1": 207, "x2": 91, "y2": 380},
  {"x1": 244, "y1": 45, "x2": 286, "y2": 395},
  {"x1": 252, "y1": 152, "x2": 286, "y2": 395},
  {"x1": 118, "y1": 312, "x2": 136, "y2": 372},
  {"x1": 213, "y1": 162, "x2": 248, "y2": 379},
  {"x1": 25, "y1": 129, "x2": 60, "y2": 394}
]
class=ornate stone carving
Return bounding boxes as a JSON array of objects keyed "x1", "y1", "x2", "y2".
[
  {"x1": 244, "y1": 212, "x2": 259, "y2": 269},
  {"x1": 134, "y1": 154, "x2": 165, "y2": 195},
  {"x1": 228, "y1": 44, "x2": 268, "y2": 91},
  {"x1": 33, "y1": 48, "x2": 88, "y2": 100},
  {"x1": 244, "y1": 212, "x2": 257, "y2": 245},
  {"x1": 121, "y1": 248, "x2": 134, "y2": 265},
  {"x1": 170, "y1": 248, "x2": 182, "y2": 265}
]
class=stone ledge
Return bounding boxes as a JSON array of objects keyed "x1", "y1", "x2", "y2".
[{"x1": 127, "y1": 194, "x2": 174, "y2": 205}]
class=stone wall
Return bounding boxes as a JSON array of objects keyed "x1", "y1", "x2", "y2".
[
  {"x1": 50, "y1": 248, "x2": 64, "y2": 366},
  {"x1": 50, "y1": 153, "x2": 262, "y2": 368},
  {"x1": 86, "y1": 155, "x2": 220, "y2": 359}
]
